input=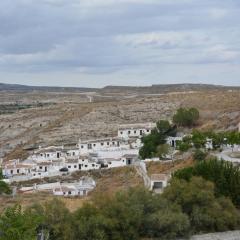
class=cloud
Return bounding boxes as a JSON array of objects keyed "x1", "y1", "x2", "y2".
[{"x1": 0, "y1": 0, "x2": 239, "y2": 86}]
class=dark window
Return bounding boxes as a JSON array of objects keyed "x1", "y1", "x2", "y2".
[
  {"x1": 74, "y1": 165, "x2": 77, "y2": 168},
  {"x1": 92, "y1": 164, "x2": 95, "y2": 167},
  {"x1": 128, "y1": 130, "x2": 131, "y2": 134},
  {"x1": 134, "y1": 130, "x2": 137, "y2": 134},
  {"x1": 88, "y1": 144, "x2": 92, "y2": 149},
  {"x1": 17, "y1": 169, "x2": 20, "y2": 174},
  {"x1": 85, "y1": 165, "x2": 88, "y2": 167},
  {"x1": 112, "y1": 142, "x2": 115, "y2": 145},
  {"x1": 81, "y1": 145, "x2": 84, "y2": 149},
  {"x1": 68, "y1": 191, "x2": 71, "y2": 195},
  {"x1": 120, "y1": 131, "x2": 123, "y2": 135},
  {"x1": 101, "y1": 142, "x2": 104, "y2": 146},
  {"x1": 39, "y1": 166, "x2": 42, "y2": 169},
  {"x1": 68, "y1": 166, "x2": 71, "y2": 168},
  {"x1": 107, "y1": 142, "x2": 110, "y2": 145}
]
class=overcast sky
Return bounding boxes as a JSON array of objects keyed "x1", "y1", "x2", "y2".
[{"x1": 0, "y1": 0, "x2": 240, "y2": 87}]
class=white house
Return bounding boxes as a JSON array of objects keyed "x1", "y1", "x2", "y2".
[
  {"x1": 2, "y1": 160, "x2": 35, "y2": 177},
  {"x1": 98, "y1": 158, "x2": 127, "y2": 168},
  {"x1": 121, "y1": 154, "x2": 138, "y2": 165},
  {"x1": 78, "y1": 137, "x2": 128, "y2": 154},
  {"x1": 53, "y1": 177, "x2": 96, "y2": 197},
  {"x1": 78, "y1": 158, "x2": 101, "y2": 171},
  {"x1": 166, "y1": 135, "x2": 184, "y2": 148},
  {"x1": 31, "y1": 146, "x2": 65, "y2": 162},
  {"x1": 118, "y1": 123, "x2": 155, "y2": 140}
]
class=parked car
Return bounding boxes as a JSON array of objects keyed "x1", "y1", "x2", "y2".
[{"x1": 59, "y1": 167, "x2": 68, "y2": 172}]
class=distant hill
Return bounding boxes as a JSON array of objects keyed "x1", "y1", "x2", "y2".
[
  {"x1": 0, "y1": 83, "x2": 98, "y2": 93},
  {"x1": 101, "y1": 84, "x2": 240, "y2": 94},
  {"x1": 0, "y1": 82, "x2": 239, "y2": 93}
]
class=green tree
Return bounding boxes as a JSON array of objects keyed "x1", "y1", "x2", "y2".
[
  {"x1": 173, "y1": 107, "x2": 199, "y2": 127},
  {"x1": 193, "y1": 149, "x2": 207, "y2": 161},
  {"x1": 163, "y1": 177, "x2": 240, "y2": 233},
  {"x1": 0, "y1": 205, "x2": 42, "y2": 240},
  {"x1": 73, "y1": 204, "x2": 110, "y2": 240},
  {"x1": 0, "y1": 169, "x2": 11, "y2": 195},
  {"x1": 156, "y1": 144, "x2": 171, "y2": 159},
  {"x1": 29, "y1": 199, "x2": 74, "y2": 240},
  {"x1": 174, "y1": 158, "x2": 240, "y2": 207}
]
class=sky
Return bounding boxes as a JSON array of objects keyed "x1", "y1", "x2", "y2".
[{"x1": 0, "y1": 0, "x2": 240, "y2": 87}]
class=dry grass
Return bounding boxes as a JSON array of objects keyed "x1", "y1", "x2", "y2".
[{"x1": 147, "y1": 157, "x2": 194, "y2": 175}]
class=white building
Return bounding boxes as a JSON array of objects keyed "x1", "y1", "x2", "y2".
[
  {"x1": 166, "y1": 136, "x2": 183, "y2": 148},
  {"x1": 53, "y1": 177, "x2": 96, "y2": 197},
  {"x1": 30, "y1": 146, "x2": 65, "y2": 162},
  {"x1": 118, "y1": 123, "x2": 155, "y2": 140},
  {"x1": 2, "y1": 159, "x2": 35, "y2": 177},
  {"x1": 150, "y1": 174, "x2": 170, "y2": 193},
  {"x1": 78, "y1": 137, "x2": 129, "y2": 155},
  {"x1": 121, "y1": 154, "x2": 138, "y2": 165}
]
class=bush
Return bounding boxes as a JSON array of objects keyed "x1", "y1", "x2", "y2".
[
  {"x1": 173, "y1": 107, "x2": 199, "y2": 127},
  {"x1": 163, "y1": 177, "x2": 240, "y2": 233},
  {"x1": 193, "y1": 149, "x2": 207, "y2": 161},
  {"x1": 174, "y1": 158, "x2": 240, "y2": 207}
]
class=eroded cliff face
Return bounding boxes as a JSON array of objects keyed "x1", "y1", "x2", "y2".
[{"x1": 0, "y1": 89, "x2": 239, "y2": 160}]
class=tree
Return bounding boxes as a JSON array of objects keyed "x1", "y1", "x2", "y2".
[
  {"x1": 193, "y1": 149, "x2": 207, "y2": 161},
  {"x1": 191, "y1": 130, "x2": 206, "y2": 149},
  {"x1": 0, "y1": 169, "x2": 11, "y2": 195},
  {"x1": 0, "y1": 205, "x2": 42, "y2": 240},
  {"x1": 29, "y1": 199, "x2": 74, "y2": 240},
  {"x1": 173, "y1": 107, "x2": 199, "y2": 127},
  {"x1": 139, "y1": 120, "x2": 176, "y2": 159},
  {"x1": 163, "y1": 177, "x2": 240, "y2": 233},
  {"x1": 174, "y1": 158, "x2": 240, "y2": 207},
  {"x1": 156, "y1": 144, "x2": 171, "y2": 159},
  {"x1": 73, "y1": 204, "x2": 110, "y2": 240}
]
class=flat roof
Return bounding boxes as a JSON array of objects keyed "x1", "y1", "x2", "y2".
[{"x1": 150, "y1": 174, "x2": 169, "y2": 181}]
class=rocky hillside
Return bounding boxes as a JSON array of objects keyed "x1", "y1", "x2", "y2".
[{"x1": 0, "y1": 85, "x2": 239, "y2": 160}]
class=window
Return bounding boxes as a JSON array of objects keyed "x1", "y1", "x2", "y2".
[
  {"x1": 74, "y1": 165, "x2": 77, "y2": 168},
  {"x1": 40, "y1": 154, "x2": 43, "y2": 157},
  {"x1": 81, "y1": 145, "x2": 84, "y2": 149},
  {"x1": 120, "y1": 131, "x2": 123, "y2": 135},
  {"x1": 93, "y1": 144, "x2": 96, "y2": 147},
  {"x1": 85, "y1": 165, "x2": 88, "y2": 167},
  {"x1": 92, "y1": 164, "x2": 95, "y2": 167},
  {"x1": 112, "y1": 142, "x2": 115, "y2": 145},
  {"x1": 17, "y1": 169, "x2": 20, "y2": 174},
  {"x1": 73, "y1": 152, "x2": 75, "y2": 156},
  {"x1": 47, "y1": 154, "x2": 49, "y2": 157},
  {"x1": 134, "y1": 130, "x2": 137, "y2": 134},
  {"x1": 128, "y1": 130, "x2": 131, "y2": 134},
  {"x1": 39, "y1": 166, "x2": 42, "y2": 169},
  {"x1": 87, "y1": 144, "x2": 92, "y2": 149},
  {"x1": 101, "y1": 142, "x2": 104, "y2": 146},
  {"x1": 68, "y1": 191, "x2": 71, "y2": 195},
  {"x1": 68, "y1": 166, "x2": 71, "y2": 168},
  {"x1": 107, "y1": 142, "x2": 110, "y2": 145},
  {"x1": 147, "y1": 129, "x2": 150, "y2": 132}
]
